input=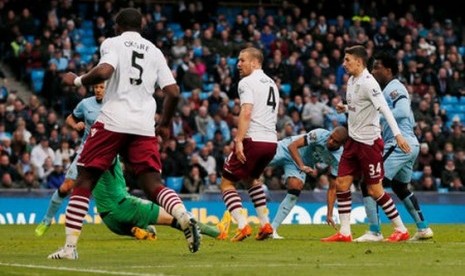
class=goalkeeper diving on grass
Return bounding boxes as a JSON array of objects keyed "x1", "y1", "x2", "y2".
[{"x1": 41, "y1": 157, "x2": 230, "y2": 246}]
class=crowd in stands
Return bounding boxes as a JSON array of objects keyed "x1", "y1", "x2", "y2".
[{"x1": 1, "y1": 0, "x2": 465, "y2": 193}]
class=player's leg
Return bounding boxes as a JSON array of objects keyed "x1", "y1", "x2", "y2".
[
  {"x1": 392, "y1": 144, "x2": 433, "y2": 240},
  {"x1": 271, "y1": 172, "x2": 305, "y2": 239},
  {"x1": 48, "y1": 123, "x2": 116, "y2": 260},
  {"x1": 244, "y1": 140, "x2": 277, "y2": 241},
  {"x1": 355, "y1": 144, "x2": 400, "y2": 242},
  {"x1": 322, "y1": 138, "x2": 358, "y2": 242},
  {"x1": 129, "y1": 135, "x2": 200, "y2": 253},
  {"x1": 354, "y1": 183, "x2": 383, "y2": 242},
  {"x1": 391, "y1": 179, "x2": 433, "y2": 240},
  {"x1": 35, "y1": 178, "x2": 75, "y2": 237},
  {"x1": 220, "y1": 177, "x2": 251, "y2": 241},
  {"x1": 36, "y1": 153, "x2": 81, "y2": 237}
]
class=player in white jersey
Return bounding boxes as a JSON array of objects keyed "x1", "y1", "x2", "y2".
[
  {"x1": 322, "y1": 45, "x2": 411, "y2": 243},
  {"x1": 269, "y1": 127, "x2": 348, "y2": 239},
  {"x1": 35, "y1": 82, "x2": 104, "y2": 237},
  {"x1": 48, "y1": 8, "x2": 200, "y2": 260},
  {"x1": 354, "y1": 51, "x2": 433, "y2": 242},
  {"x1": 219, "y1": 47, "x2": 278, "y2": 242}
]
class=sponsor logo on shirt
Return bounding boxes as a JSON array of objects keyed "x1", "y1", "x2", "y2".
[{"x1": 372, "y1": 88, "x2": 381, "y2": 96}]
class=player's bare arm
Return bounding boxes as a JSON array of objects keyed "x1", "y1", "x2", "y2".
[
  {"x1": 234, "y1": 103, "x2": 253, "y2": 164},
  {"x1": 288, "y1": 136, "x2": 314, "y2": 174},
  {"x1": 62, "y1": 63, "x2": 114, "y2": 87},
  {"x1": 156, "y1": 84, "x2": 180, "y2": 141},
  {"x1": 65, "y1": 114, "x2": 85, "y2": 132},
  {"x1": 326, "y1": 175, "x2": 337, "y2": 230}
]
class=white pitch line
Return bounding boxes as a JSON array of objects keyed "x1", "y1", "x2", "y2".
[{"x1": 0, "y1": 262, "x2": 168, "y2": 276}]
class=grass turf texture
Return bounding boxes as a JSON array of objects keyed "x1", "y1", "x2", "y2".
[{"x1": 0, "y1": 224, "x2": 464, "y2": 276}]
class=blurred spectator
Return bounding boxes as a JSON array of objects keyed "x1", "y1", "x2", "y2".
[
  {"x1": 182, "y1": 61, "x2": 202, "y2": 91},
  {"x1": 441, "y1": 157, "x2": 460, "y2": 189},
  {"x1": 450, "y1": 176, "x2": 465, "y2": 191},
  {"x1": 0, "y1": 154, "x2": 21, "y2": 187},
  {"x1": 194, "y1": 145, "x2": 216, "y2": 177},
  {"x1": 54, "y1": 140, "x2": 75, "y2": 167},
  {"x1": 45, "y1": 158, "x2": 65, "y2": 189},
  {"x1": 415, "y1": 142, "x2": 433, "y2": 171},
  {"x1": 171, "y1": 111, "x2": 193, "y2": 138},
  {"x1": 301, "y1": 92, "x2": 331, "y2": 130},
  {"x1": 181, "y1": 164, "x2": 206, "y2": 194},
  {"x1": 419, "y1": 175, "x2": 438, "y2": 192},
  {"x1": 30, "y1": 135, "x2": 55, "y2": 173},
  {"x1": 447, "y1": 124, "x2": 465, "y2": 151},
  {"x1": 206, "y1": 113, "x2": 230, "y2": 142},
  {"x1": 276, "y1": 104, "x2": 293, "y2": 135},
  {"x1": 207, "y1": 84, "x2": 226, "y2": 116},
  {"x1": 161, "y1": 138, "x2": 184, "y2": 177},
  {"x1": 18, "y1": 170, "x2": 40, "y2": 189},
  {"x1": 195, "y1": 105, "x2": 212, "y2": 138}
]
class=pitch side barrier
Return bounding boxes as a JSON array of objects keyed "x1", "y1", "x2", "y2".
[{"x1": 0, "y1": 190, "x2": 464, "y2": 225}]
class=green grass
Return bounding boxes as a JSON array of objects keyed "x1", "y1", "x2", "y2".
[{"x1": 0, "y1": 224, "x2": 464, "y2": 276}]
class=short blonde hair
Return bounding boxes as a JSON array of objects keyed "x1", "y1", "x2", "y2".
[{"x1": 240, "y1": 47, "x2": 264, "y2": 65}]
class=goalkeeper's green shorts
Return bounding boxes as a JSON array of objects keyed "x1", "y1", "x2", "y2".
[{"x1": 101, "y1": 196, "x2": 161, "y2": 236}]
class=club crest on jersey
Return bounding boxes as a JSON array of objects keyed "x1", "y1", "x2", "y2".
[
  {"x1": 309, "y1": 131, "x2": 317, "y2": 142},
  {"x1": 238, "y1": 86, "x2": 244, "y2": 95},
  {"x1": 90, "y1": 128, "x2": 98, "y2": 137},
  {"x1": 389, "y1": 90, "x2": 398, "y2": 99}
]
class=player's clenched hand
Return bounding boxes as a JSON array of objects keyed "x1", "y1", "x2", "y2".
[
  {"x1": 62, "y1": 72, "x2": 78, "y2": 86},
  {"x1": 235, "y1": 141, "x2": 246, "y2": 164},
  {"x1": 156, "y1": 126, "x2": 170, "y2": 141},
  {"x1": 74, "y1": 122, "x2": 85, "y2": 132},
  {"x1": 300, "y1": 165, "x2": 314, "y2": 175}
]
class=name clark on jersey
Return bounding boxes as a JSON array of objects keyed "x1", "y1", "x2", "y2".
[{"x1": 124, "y1": 41, "x2": 149, "y2": 52}]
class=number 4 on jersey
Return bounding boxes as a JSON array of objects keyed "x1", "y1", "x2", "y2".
[{"x1": 267, "y1": 86, "x2": 276, "y2": 111}]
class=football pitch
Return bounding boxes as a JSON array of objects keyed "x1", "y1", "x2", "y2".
[{"x1": 0, "y1": 224, "x2": 464, "y2": 276}]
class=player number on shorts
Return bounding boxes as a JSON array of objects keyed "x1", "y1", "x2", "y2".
[
  {"x1": 267, "y1": 86, "x2": 276, "y2": 111},
  {"x1": 368, "y1": 162, "x2": 382, "y2": 177},
  {"x1": 130, "y1": 51, "x2": 144, "y2": 85}
]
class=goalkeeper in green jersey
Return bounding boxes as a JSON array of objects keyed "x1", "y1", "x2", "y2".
[{"x1": 93, "y1": 157, "x2": 230, "y2": 240}]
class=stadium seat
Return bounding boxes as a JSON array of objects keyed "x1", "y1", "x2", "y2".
[
  {"x1": 167, "y1": 22, "x2": 182, "y2": 32},
  {"x1": 438, "y1": 188, "x2": 449, "y2": 193},
  {"x1": 441, "y1": 104, "x2": 456, "y2": 114},
  {"x1": 203, "y1": 82, "x2": 214, "y2": 92},
  {"x1": 81, "y1": 37, "x2": 96, "y2": 47},
  {"x1": 281, "y1": 83, "x2": 291, "y2": 97},
  {"x1": 459, "y1": 46, "x2": 465, "y2": 57},
  {"x1": 441, "y1": 95, "x2": 459, "y2": 105},
  {"x1": 459, "y1": 97, "x2": 465, "y2": 105},
  {"x1": 226, "y1": 57, "x2": 237, "y2": 73},
  {"x1": 165, "y1": 176, "x2": 184, "y2": 193},
  {"x1": 30, "y1": 69, "x2": 45, "y2": 94},
  {"x1": 456, "y1": 105, "x2": 465, "y2": 113},
  {"x1": 181, "y1": 91, "x2": 192, "y2": 99},
  {"x1": 411, "y1": 171, "x2": 423, "y2": 181},
  {"x1": 81, "y1": 20, "x2": 94, "y2": 29},
  {"x1": 200, "y1": 92, "x2": 210, "y2": 100}
]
